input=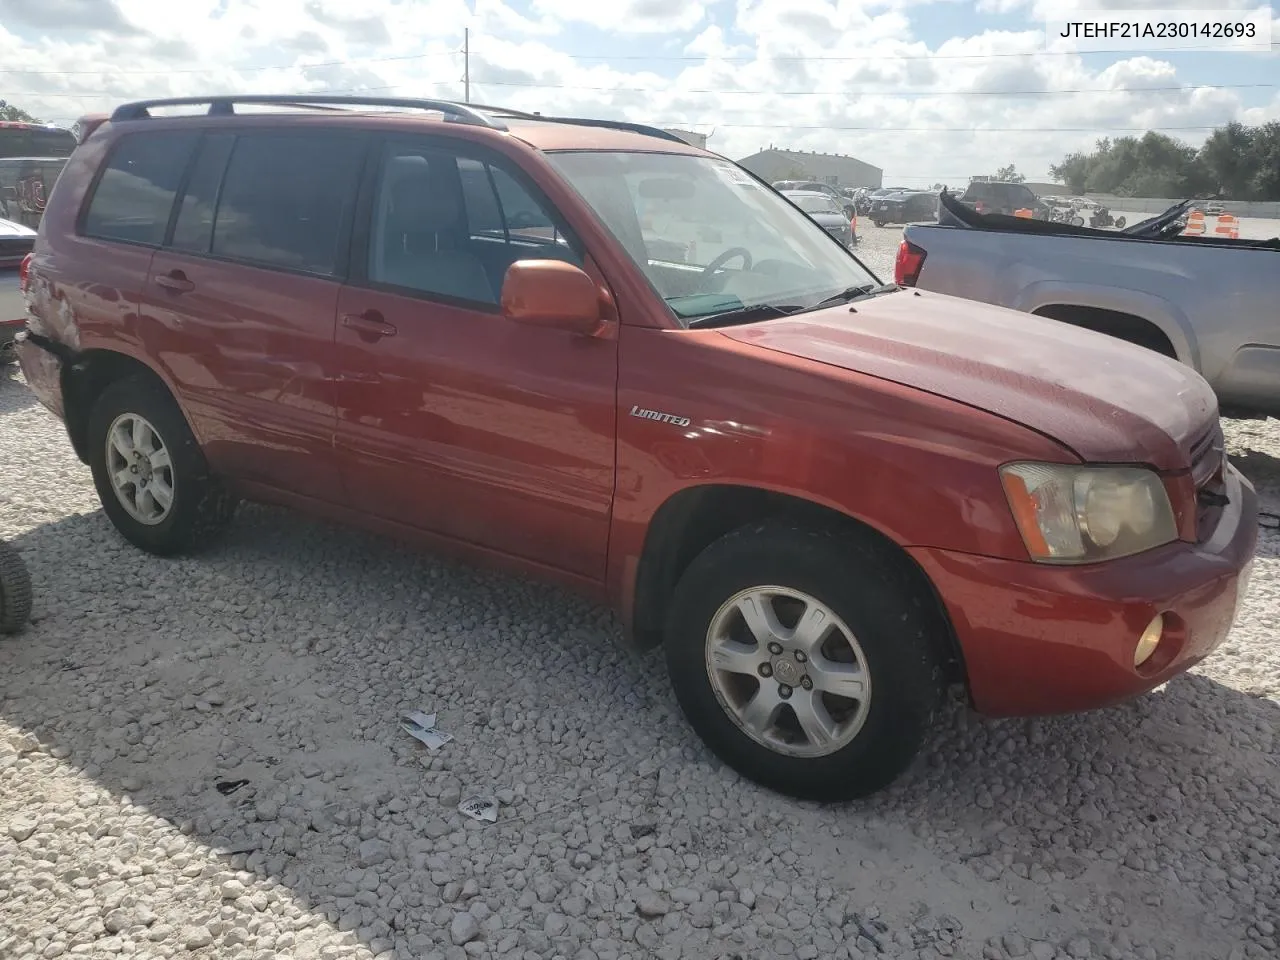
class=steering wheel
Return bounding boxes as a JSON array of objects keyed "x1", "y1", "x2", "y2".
[{"x1": 699, "y1": 247, "x2": 752, "y2": 284}]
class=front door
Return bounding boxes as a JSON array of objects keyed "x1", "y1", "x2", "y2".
[{"x1": 333, "y1": 137, "x2": 618, "y2": 579}]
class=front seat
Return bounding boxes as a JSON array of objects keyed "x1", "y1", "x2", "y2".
[{"x1": 380, "y1": 167, "x2": 495, "y2": 304}]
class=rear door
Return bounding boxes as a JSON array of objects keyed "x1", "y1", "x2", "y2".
[
  {"x1": 141, "y1": 128, "x2": 368, "y2": 504},
  {"x1": 48, "y1": 129, "x2": 198, "y2": 365}
]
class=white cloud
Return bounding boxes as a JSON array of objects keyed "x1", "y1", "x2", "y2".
[
  {"x1": 0, "y1": 0, "x2": 1270, "y2": 188},
  {"x1": 531, "y1": 0, "x2": 716, "y2": 33}
]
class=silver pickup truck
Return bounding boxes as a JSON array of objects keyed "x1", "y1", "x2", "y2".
[{"x1": 900, "y1": 193, "x2": 1280, "y2": 416}]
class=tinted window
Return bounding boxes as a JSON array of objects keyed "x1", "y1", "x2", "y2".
[
  {"x1": 82, "y1": 132, "x2": 197, "y2": 245},
  {"x1": 0, "y1": 125, "x2": 76, "y2": 160},
  {"x1": 170, "y1": 133, "x2": 234, "y2": 253},
  {"x1": 369, "y1": 144, "x2": 577, "y2": 305},
  {"x1": 212, "y1": 133, "x2": 364, "y2": 275}
]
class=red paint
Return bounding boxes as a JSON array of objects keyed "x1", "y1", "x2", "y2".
[{"x1": 14, "y1": 107, "x2": 1259, "y2": 721}]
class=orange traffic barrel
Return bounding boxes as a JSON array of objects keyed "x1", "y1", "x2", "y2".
[
  {"x1": 1213, "y1": 213, "x2": 1240, "y2": 239},
  {"x1": 1183, "y1": 210, "x2": 1206, "y2": 236}
]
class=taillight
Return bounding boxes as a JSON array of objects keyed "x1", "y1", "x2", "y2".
[
  {"x1": 19, "y1": 253, "x2": 32, "y2": 295},
  {"x1": 974, "y1": 201, "x2": 985, "y2": 213},
  {"x1": 850, "y1": 214, "x2": 857, "y2": 232},
  {"x1": 894, "y1": 240, "x2": 926, "y2": 286}
]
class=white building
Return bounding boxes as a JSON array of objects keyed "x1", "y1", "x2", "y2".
[{"x1": 737, "y1": 147, "x2": 883, "y2": 189}]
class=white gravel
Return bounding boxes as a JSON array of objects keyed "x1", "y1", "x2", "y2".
[{"x1": 1, "y1": 357, "x2": 1277, "y2": 960}]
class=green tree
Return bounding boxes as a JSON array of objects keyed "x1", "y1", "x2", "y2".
[
  {"x1": 0, "y1": 100, "x2": 41, "y2": 123},
  {"x1": 994, "y1": 164, "x2": 1025, "y2": 182},
  {"x1": 1200, "y1": 122, "x2": 1255, "y2": 198},
  {"x1": 1052, "y1": 122, "x2": 1280, "y2": 201}
]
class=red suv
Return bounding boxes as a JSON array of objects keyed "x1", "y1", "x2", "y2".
[{"x1": 16, "y1": 96, "x2": 1258, "y2": 801}]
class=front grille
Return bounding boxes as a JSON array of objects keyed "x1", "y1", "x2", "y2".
[{"x1": 1188, "y1": 422, "x2": 1227, "y2": 540}]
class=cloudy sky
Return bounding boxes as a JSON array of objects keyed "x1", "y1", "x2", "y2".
[{"x1": 2, "y1": 0, "x2": 1277, "y2": 187}]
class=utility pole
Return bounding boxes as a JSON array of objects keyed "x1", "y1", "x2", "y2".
[{"x1": 463, "y1": 28, "x2": 470, "y2": 103}]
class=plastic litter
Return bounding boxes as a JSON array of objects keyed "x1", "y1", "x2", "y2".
[
  {"x1": 458, "y1": 796, "x2": 498, "y2": 823},
  {"x1": 401, "y1": 710, "x2": 453, "y2": 751}
]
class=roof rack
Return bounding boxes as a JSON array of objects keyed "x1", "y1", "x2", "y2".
[
  {"x1": 109, "y1": 95, "x2": 508, "y2": 130},
  {"x1": 108, "y1": 95, "x2": 692, "y2": 146},
  {"x1": 464, "y1": 104, "x2": 691, "y2": 145}
]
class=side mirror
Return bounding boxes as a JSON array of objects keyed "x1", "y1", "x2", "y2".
[{"x1": 501, "y1": 260, "x2": 606, "y2": 335}]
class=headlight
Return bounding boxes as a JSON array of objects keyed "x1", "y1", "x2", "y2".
[{"x1": 999, "y1": 463, "x2": 1177, "y2": 563}]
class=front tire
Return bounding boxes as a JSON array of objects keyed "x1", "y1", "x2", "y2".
[
  {"x1": 664, "y1": 521, "x2": 946, "y2": 801},
  {"x1": 87, "y1": 376, "x2": 238, "y2": 556}
]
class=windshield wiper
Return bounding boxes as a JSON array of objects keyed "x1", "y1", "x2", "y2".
[
  {"x1": 809, "y1": 282, "x2": 900, "y2": 310},
  {"x1": 685, "y1": 302, "x2": 803, "y2": 329}
]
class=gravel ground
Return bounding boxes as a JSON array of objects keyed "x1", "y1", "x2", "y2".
[{"x1": 1, "y1": 355, "x2": 1277, "y2": 960}]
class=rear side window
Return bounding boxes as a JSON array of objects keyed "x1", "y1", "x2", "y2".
[
  {"x1": 170, "y1": 133, "x2": 235, "y2": 253},
  {"x1": 211, "y1": 133, "x2": 365, "y2": 276},
  {"x1": 82, "y1": 132, "x2": 198, "y2": 245}
]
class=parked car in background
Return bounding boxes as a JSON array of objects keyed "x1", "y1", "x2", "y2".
[
  {"x1": 1204, "y1": 200, "x2": 1224, "y2": 215},
  {"x1": 960, "y1": 179, "x2": 1045, "y2": 217},
  {"x1": 0, "y1": 121, "x2": 76, "y2": 160},
  {"x1": 17, "y1": 95, "x2": 1258, "y2": 803},
  {"x1": 782, "y1": 189, "x2": 857, "y2": 247},
  {"x1": 0, "y1": 214, "x2": 36, "y2": 360},
  {"x1": 867, "y1": 190, "x2": 938, "y2": 227},
  {"x1": 0, "y1": 157, "x2": 69, "y2": 229},
  {"x1": 900, "y1": 191, "x2": 1280, "y2": 416},
  {"x1": 770, "y1": 180, "x2": 857, "y2": 218}
]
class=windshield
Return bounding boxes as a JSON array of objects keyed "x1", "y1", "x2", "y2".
[
  {"x1": 789, "y1": 194, "x2": 841, "y2": 215},
  {"x1": 546, "y1": 151, "x2": 877, "y2": 324},
  {"x1": 0, "y1": 125, "x2": 76, "y2": 160}
]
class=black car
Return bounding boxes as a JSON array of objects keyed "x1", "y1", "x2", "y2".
[
  {"x1": 868, "y1": 190, "x2": 939, "y2": 227},
  {"x1": 781, "y1": 190, "x2": 857, "y2": 247},
  {"x1": 959, "y1": 180, "x2": 1045, "y2": 217}
]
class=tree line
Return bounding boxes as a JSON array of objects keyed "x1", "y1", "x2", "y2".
[{"x1": 1050, "y1": 123, "x2": 1280, "y2": 201}]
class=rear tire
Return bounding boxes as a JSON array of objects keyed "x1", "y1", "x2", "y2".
[
  {"x1": 663, "y1": 521, "x2": 946, "y2": 801},
  {"x1": 87, "y1": 376, "x2": 238, "y2": 556},
  {"x1": 0, "y1": 540, "x2": 33, "y2": 635},
  {"x1": 873, "y1": 220, "x2": 885, "y2": 228}
]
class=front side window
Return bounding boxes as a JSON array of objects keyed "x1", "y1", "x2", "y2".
[
  {"x1": 547, "y1": 151, "x2": 877, "y2": 324},
  {"x1": 211, "y1": 132, "x2": 365, "y2": 276},
  {"x1": 82, "y1": 132, "x2": 198, "y2": 245},
  {"x1": 369, "y1": 143, "x2": 577, "y2": 306}
]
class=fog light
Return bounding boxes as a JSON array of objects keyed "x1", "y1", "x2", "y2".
[{"x1": 1134, "y1": 614, "x2": 1164, "y2": 668}]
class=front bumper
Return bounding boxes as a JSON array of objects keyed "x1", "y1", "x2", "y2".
[{"x1": 909, "y1": 464, "x2": 1258, "y2": 717}]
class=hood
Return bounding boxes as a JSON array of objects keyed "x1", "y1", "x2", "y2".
[{"x1": 719, "y1": 289, "x2": 1216, "y2": 471}]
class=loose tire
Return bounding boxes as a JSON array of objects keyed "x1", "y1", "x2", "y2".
[
  {"x1": 0, "y1": 540, "x2": 33, "y2": 635},
  {"x1": 87, "y1": 376, "x2": 237, "y2": 556},
  {"x1": 664, "y1": 521, "x2": 946, "y2": 802},
  {"x1": 1115, "y1": 216, "x2": 1126, "y2": 229}
]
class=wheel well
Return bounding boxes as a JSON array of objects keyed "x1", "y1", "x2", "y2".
[
  {"x1": 61, "y1": 350, "x2": 168, "y2": 463},
  {"x1": 630, "y1": 484, "x2": 966, "y2": 683},
  {"x1": 1033, "y1": 304, "x2": 1177, "y2": 359}
]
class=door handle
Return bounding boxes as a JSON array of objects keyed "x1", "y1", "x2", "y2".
[
  {"x1": 341, "y1": 310, "x2": 397, "y2": 341},
  {"x1": 154, "y1": 270, "x2": 195, "y2": 293}
]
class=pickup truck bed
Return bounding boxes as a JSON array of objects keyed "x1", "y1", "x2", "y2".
[{"x1": 901, "y1": 193, "x2": 1280, "y2": 416}]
